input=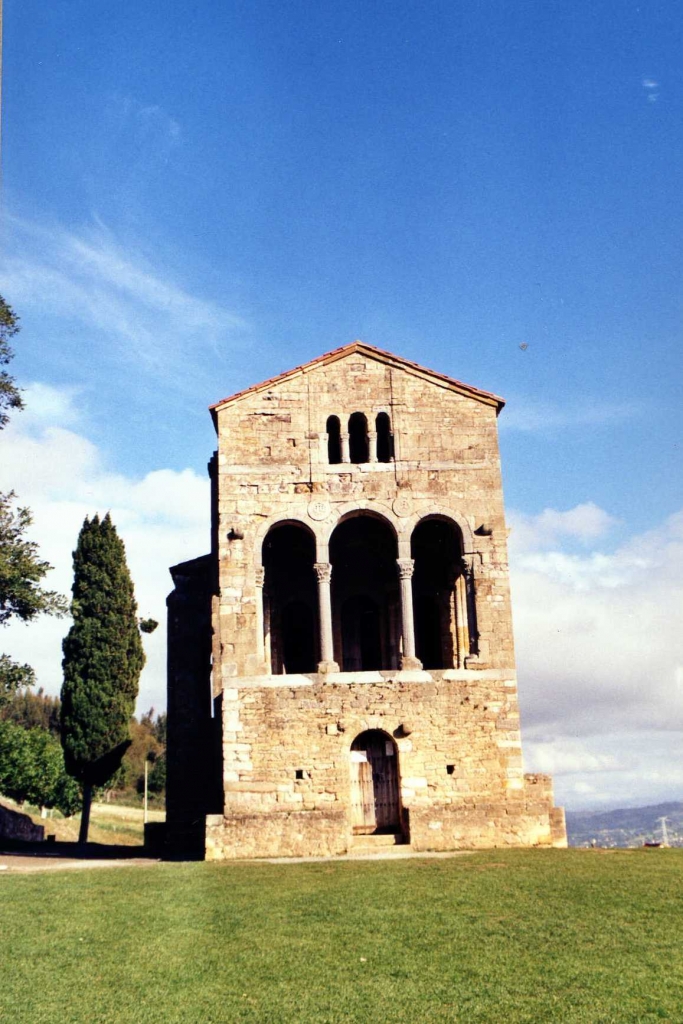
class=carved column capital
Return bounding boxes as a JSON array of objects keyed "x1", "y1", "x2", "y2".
[
  {"x1": 314, "y1": 561, "x2": 333, "y2": 585},
  {"x1": 396, "y1": 557, "x2": 415, "y2": 580},
  {"x1": 460, "y1": 554, "x2": 475, "y2": 576},
  {"x1": 254, "y1": 566, "x2": 265, "y2": 588}
]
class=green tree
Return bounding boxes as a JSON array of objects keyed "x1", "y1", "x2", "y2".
[
  {"x1": 0, "y1": 297, "x2": 66, "y2": 713},
  {"x1": 0, "y1": 494, "x2": 67, "y2": 626},
  {"x1": 0, "y1": 720, "x2": 80, "y2": 815},
  {"x1": 147, "y1": 752, "x2": 166, "y2": 795},
  {"x1": 0, "y1": 655, "x2": 36, "y2": 710},
  {"x1": 0, "y1": 493, "x2": 68, "y2": 707},
  {"x1": 60, "y1": 514, "x2": 146, "y2": 843},
  {"x1": 1, "y1": 686, "x2": 62, "y2": 736},
  {"x1": 0, "y1": 296, "x2": 23, "y2": 427}
]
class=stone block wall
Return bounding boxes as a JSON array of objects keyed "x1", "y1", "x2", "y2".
[
  {"x1": 212, "y1": 349, "x2": 516, "y2": 685},
  {"x1": 0, "y1": 801, "x2": 45, "y2": 843},
  {"x1": 201, "y1": 668, "x2": 564, "y2": 859}
]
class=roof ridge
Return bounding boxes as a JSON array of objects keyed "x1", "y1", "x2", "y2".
[{"x1": 209, "y1": 341, "x2": 504, "y2": 422}]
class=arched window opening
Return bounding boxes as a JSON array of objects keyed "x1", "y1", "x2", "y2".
[
  {"x1": 350, "y1": 730, "x2": 402, "y2": 834},
  {"x1": 376, "y1": 412, "x2": 393, "y2": 463},
  {"x1": 330, "y1": 514, "x2": 399, "y2": 671},
  {"x1": 411, "y1": 518, "x2": 463, "y2": 669},
  {"x1": 326, "y1": 415, "x2": 342, "y2": 464},
  {"x1": 262, "y1": 523, "x2": 317, "y2": 673},
  {"x1": 348, "y1": 412, "x2": 369, "y2": 464}
]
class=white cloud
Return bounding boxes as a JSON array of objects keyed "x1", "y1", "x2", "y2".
[
  {"x1": 0, "y1": 215, "x2": 248, "y2": 386},
  {"x1": 19, "y1": 383, "x2": 83, "y2": 429},
  {"x1": 509, "y1": 502, "x2": 618, "y2": 552},
  {"x1": 511, "y1": 503, "x2": 683, "y2": 807},
  {"x1": 642, "y1": 78, "x2": 659, "y2": 103},
  {"x1": 0, "y1": 384, "x2": 209, "y2": 713}
]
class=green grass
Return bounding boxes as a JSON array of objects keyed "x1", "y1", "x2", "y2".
[{"x1": 2, "y1": 849, "x2": 683, "y2": 1023}]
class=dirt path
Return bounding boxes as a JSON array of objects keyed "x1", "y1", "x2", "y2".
[{"x1": 0, "y1": 854, "x2": 160, "y2": 874}]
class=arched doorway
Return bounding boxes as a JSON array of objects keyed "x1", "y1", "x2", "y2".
[
  {"x1": 350, "y1": 730, "x2": 401, "y2": 834},
  {"x1": 262, "y1": 522, "x2": 318, "y2": 673},
  {"x1": 330, "y1": 514, "x2": 400, "y2": 670}
]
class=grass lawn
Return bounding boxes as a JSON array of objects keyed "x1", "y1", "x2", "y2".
[{"x1": 2, "y1": 848, "x2": 683, "y2": 1023}]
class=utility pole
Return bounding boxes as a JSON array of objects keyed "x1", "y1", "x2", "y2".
[
  {"x1": 144, "y1": 760, "x2": 149, "y2": 825},
  {"x1": 657, "y1": 816, "x2": 670, "y2": 847}
]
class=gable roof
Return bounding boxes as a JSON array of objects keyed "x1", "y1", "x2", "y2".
[{"x1": 209, "y1": 341, "x2": 505, "y2": 428}]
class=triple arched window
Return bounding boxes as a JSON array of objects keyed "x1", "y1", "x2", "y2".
[{"x1": 327, "y1": 413, "x2": 394, "y2": 465}]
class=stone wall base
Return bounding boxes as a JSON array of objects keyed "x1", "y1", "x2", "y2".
[
  {"x1": 0, "y1": 801, "x2": 44, "y2": 843},
  {"x1": 408, "y1": 803, "x2": 566, "y2": 852},
  {"x1": 203, "y1": 800, "x2": 566, "y2": 860},
  {"x1": 205, "y1": 808, "x2": 349, "y2": 860}
]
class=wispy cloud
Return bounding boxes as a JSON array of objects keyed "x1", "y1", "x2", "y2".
[
  {"x1": 0, "y1": 215, "x2": 249, "y2": 384},
  {"x1": 642, "y1": 77, "x2": 659, "y2": 103},
  {"x1": 500, "y1": 398, "x2": 636, "y2": 432},
  {"x1": 109, "y1": 95, "x2": 182, "y2": 150}
]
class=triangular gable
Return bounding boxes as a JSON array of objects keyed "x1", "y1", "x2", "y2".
[{"x1": 209, "y1": 341, "x2": 505, "y2": 428}]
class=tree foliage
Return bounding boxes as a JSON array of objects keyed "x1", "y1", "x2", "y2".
[
  {"x1": 0, "y1": 492, "x2": 68, "y2": 625},
  {"x1": 0, "y1": 300, "x2": 66, "y2": 712},
  {"x1": 147, "y1": 753, "x2": 166, "y2": 795},
  {"x1": 0, "y1": 296, "x2": 23, "y2": 428},
  {"x1": 0, "y1": 655, "x2": 36, "y2": 710},
  {"x1": 61, "y1": 514, "x2": 146, "y2": 839},
  {"x1": 0, "y1": 720, "x2": 81, "y2": 815},
  {"x1": 1, "y1": 686, "x2": 61, "y2": 736}
]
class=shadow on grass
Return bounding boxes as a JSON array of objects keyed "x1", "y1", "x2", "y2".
[{"x1": 0, "y1": 838, "x2": 157, "y2": 860}]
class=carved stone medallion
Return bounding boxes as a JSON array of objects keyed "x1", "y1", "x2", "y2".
[
  {"x1": 308, "y1": 498, "x2": 331, "y2": 521},
  {"x1": 392, "y1": 496, "x2": 412, "y2": 518}
]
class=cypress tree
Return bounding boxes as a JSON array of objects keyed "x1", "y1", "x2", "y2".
[{"x1": 61, "y1": 514, "x2": 145, "y2": 843}]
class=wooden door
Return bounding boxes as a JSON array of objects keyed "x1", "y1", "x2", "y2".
[{"x1": 350, "y1": 731, "x2": 400, "y2": 833}]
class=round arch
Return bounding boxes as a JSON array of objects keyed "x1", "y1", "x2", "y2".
[
  {"x1": 320, "y1": 501, "x2": 399, "y2": 548},
  {"x1": 397, "y1": 504, "x2": 476, "y2": 559},
  {"x1": 254, "y1": 514, "x2": 319, "y2": 569}
]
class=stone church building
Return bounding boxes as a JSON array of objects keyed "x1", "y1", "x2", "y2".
[{"x1": 166, "y1": 341, "x2": 566, "y2": 858}]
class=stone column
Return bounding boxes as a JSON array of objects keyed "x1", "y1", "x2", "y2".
[
  {"x1": 254, "y1": 567, "x2": 268, "y2": 672},
  {"x1": 314, "y1": 562, "x2": 339, "y2": 672},
  {"x1": 396, "y1": 558, "x2": 422, "y2": 670},
  {"x1": 368, "y1": 430, "x2": 378, "y2": 463},
  {"x1": 341, "y1": 432, "x2": 350, "y2": 463},
  {"x1": 453, "y1": 565, "x2": 469, "y2": 668},
  {"x1": 461, "y1": 555, "x2": 480, "y2": 665}
]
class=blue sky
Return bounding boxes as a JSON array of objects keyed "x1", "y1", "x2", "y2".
[{"x1": 2, "y1": 1, "x2": 682, "y2": 811}]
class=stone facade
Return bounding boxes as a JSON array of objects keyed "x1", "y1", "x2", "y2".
[{"x1": 166, "y1": 341, "x2": 566, "y2": 858}]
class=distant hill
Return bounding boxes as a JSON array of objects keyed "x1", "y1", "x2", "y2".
[{"x1": 566, "y1": 801, "x2": 683, "y2": 847}]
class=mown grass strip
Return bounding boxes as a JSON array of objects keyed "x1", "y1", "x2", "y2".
[{"x1": 2, "y1": 849, "x2": 682, "y2": 1023}]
